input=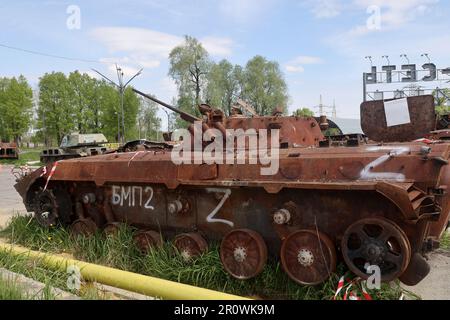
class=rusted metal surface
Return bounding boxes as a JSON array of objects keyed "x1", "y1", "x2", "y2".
[
  {"x1": 280, "y1": 230, "x2": 336, "y2": 285},
  {"x1": 426, "y1": 129, "x2": 450, "y2": 141},
  {"x1": 174, "y1": 233, "x2": 208, "y2": 262},
  {"x1": 220, "y1": 229, "x2": 268, "y2": 280},
  {"x1": 341, "y1": 217, "x2": 411, "y2": 282},
  {"x1": 12, "y1": 92, "x2": 450, "y2": 287},
  {"x1": 361, "y1": 95, "x2": 436, "y2": 142},
  {"x1": 70, "y1": 218, "x2": 98, "y2": 236},
  {"x1": 0, "y1": 142, "x2": 18, "y2": 160},
  {"x1": 134, "y1": 230, "x2": 163, "y2": 253}
]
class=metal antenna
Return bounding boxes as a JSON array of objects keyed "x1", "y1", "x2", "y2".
[
  {"x1": 421, "y1": 53, "x2": 431, "y2": 64},
  {"x1": 382, "y1": 55, "x2": 390, "y2": 65},
  {"x1": 92, "y1": 66, "x2": 143, "y2": 144},
  {"x1": 365, "y1": 56, "x2": 373, "y2": 67},
  {"x1": 400, "y1": 54, "x2": 409, "y2": 64}
]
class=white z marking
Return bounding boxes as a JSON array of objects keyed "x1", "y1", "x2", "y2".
[
  {"x1": 205, "y1": 188, "x2": 234, "y2": 227},
  {"x1": 359, "y1": 146, "x2": 409, "y2": 181}
]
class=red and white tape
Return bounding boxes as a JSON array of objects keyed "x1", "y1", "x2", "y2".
[
  {"x1": 333, "y1": 276, "x2": 345, "y2": 299},
  {"x1": 43, "y1": 162, "x2": 58, "y2": 191},
  {"x1": 333, "y1": 275, "x2": 372, "y2": 301},
  {"x1": 40, "y1": 166, "x2": 48, "y2": 177}
]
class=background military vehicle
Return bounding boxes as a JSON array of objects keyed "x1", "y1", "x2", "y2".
[
  {"x1": 40, "y1": 133, "x2": 109, "y2": 164},
  {"x1": 0, "y1": 142, "x2": 19, "y2": 160}
]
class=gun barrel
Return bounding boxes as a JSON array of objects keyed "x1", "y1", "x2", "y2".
[{"x1": 132, "y1": 88, "x2": 200, "y2": 124}]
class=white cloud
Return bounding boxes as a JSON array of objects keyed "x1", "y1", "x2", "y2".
[
  {"x1": 200, "y1": 36, "x2": 234, "y2": 57},
  {"x1": 91, "y1": 27, "x2": 234, "y2": 74},
  {"x1": 91, "y1": 27, "x2": 182, "y2": 60},
  {"x1": 302, "y1": 0, "x2": 342, "y2": 18},
  {"x1": 285, "y1": 55, "x2": 323, "y2": 73},
  {"x1": 286, "y1": 65, "x2": 305, "y2": 73},
  {"x1": 290, "y1": 56, "x2": 324, "y2": 65}
]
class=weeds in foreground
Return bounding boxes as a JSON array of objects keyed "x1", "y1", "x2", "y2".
[
  {"x1": 440, "y1": 230, "x2": 450, "y2": 250},
  {"x1": 0, "y1": 215, "x2": 416, "y2": 300},
  {"x1": 0, "y1": 277, "x2": 25, "y2": 300}
]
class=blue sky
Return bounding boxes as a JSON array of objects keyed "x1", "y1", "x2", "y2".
[{"x1": 1, "y1": 0, "x2": 449, "y2": 124}]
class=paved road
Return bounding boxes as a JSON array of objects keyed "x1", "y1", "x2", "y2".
[
  {"x1": 0, "y1": 165, "x2": 27, "y2": 227},
  {"x1": 403, "y1": 249, "x2": 450, "y2": 300}
]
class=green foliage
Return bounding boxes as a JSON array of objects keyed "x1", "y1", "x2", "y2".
[
  {"x1": 0, "y1": 278, "x2": 26, "y2": 300},
  {"x1": 137, "y1": 97, "x2": 161, "y2": 140},
  {"x1": 434, "y1": 88, "x2": 450, "y2": 116},
  {"x1": 0, "y1": 75, "x2": 33, "y2": 143},
  {"x1": 0, "y1": 249, "x2": 104, "y2": 300},
  {"x1": 168, "y1": 37, "x2": 289, "y2": 126},
  {"x1": 169, "y1": 36, "x2": 210, "y2": 128},
  {"x1": 2, "y1": 36, "x2": 291, "y2": 142},
  {"x1": 205, "y1": 56, "x2": 289, "y2": 117},
  {"x1": 241, "y1": 56, "x2": 289, "y2": 116},
  {"x1": 293, "y1": 108, "x2": 314, "y2": 117},
  {"x1": 206, "y1": 60, "x2": 242, "y2": 115},
  {"x1": 436, "y1": 105, "x2": 450, "y2": 116},
  {"x1": 0, "y1": 147, "x2": 43, "y2": 166},
  {"x1": 323, "y1": 128, "x2": 342, "y2": 136},
  {"x1": 441, "y1": 231, "x2": 450, "y2": 250},
  {"x1": 37, "y1": 72, "x2": 140, "y2": 144},
  {"x1": 68, "y1": 71, "x2": 98, "y2": 133},
  {"x1": 37, "y1": 72, "x2": 74, "y2": 145},
  {"x1": 1, "y1": 215, "x2": 416, "y2": 300}
]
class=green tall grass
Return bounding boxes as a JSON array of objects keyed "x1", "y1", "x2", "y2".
[
  {"x1": 0, "y1": 277, "x2": 25, "y2": 300},
  {"x1": 0, "y1": 148, "x2": 43, "y2": 166},
  {"x1": 0, "y1": 215, "x2": 415, "y2": 300},
  {"x1": 441, "y1": 231, "x2": 450, "y2": 250}
]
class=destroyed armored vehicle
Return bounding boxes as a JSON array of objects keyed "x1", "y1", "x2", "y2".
[
  {"x1": 40, "y1": 133, "x2": 109, "y2": 164},
  {"x1": 14, "y1": 90, "x2": 450, "y2": 287},
  {"x1": 0, "y1": 142, "x2": 19, "y2": 160}
]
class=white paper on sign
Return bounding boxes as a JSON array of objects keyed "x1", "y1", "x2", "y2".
[{"x1": 384, "y1": 98, "x2": 411, "y2": 127}]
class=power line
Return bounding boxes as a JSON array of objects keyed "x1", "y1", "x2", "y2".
[{"x1": 0, "y1": 42, "x2": 107, "y2": 64}]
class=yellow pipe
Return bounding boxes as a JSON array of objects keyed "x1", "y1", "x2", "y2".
[{"x1": 0, "y1": 243, "x2": 249, "y2": 300}]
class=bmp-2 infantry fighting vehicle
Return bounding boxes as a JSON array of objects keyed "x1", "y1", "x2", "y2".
[
  {"x1": 0, "y1": 142, "x2": 19, "y2": 160},
  {"x1": 14, "y1": 90, "x2": 450, "y2": 286},
  {"x1": 40, "y1": 133, "x2": 109, "y2": 164}
]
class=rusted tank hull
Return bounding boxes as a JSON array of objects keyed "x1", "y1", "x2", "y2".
[
  {"x1": 0, "y1": 143, "x2": 18, "y2": 160},
  {"x1": 14, "y1": 140, "x2": 450, "y2": 286}
]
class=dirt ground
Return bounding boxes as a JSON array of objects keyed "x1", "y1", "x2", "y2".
[{"x1": 0, "y1": 164, "x2": 449, "y2": 300}]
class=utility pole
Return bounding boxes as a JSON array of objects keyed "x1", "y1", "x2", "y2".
[
  {"x1": 92, "y1": 66, "x2": 142, "y2": 145},
  {"x1": 162, "y1": 109, "x2": 171, "y2": 132},
  {"x1": 319, "y1": 95, "x2": 324, "y2": 116},
  {"x1": 313, "y1": 95, "x2": 336, "y2": 118},
  {"x1": 332, "y1": 99, "x2": 337, "y2": 118}
]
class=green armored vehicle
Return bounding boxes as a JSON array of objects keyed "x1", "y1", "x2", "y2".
[{"x1": 40, "y1": 133, "x2": 109, "y2": 164}]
